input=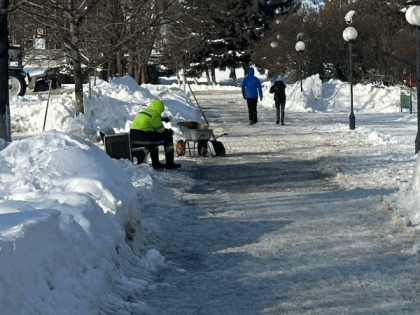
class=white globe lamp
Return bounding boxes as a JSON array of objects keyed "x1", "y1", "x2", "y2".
[
  {"x1": 295, "y1": 41, "x2": 305, "y2": 52},
  {"x1": 343, "y1": 27, "x2": 358, "y2": 42}
]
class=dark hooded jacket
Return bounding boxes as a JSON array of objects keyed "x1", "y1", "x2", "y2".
[
  {"x1": 241, "y1": 68, "x2": 263, "y2": 99},
  {"x1": 269, "y1": 80, "x2": 286, "y2": 102}
]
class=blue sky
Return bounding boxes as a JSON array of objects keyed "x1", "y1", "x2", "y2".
[{"x1": 303, "y1": 0, "x2": 323, "y2": 8}]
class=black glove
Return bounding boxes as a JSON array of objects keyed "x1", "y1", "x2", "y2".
[{"x1": 161, "y1": 117, "x2": 170, "y2": 123}]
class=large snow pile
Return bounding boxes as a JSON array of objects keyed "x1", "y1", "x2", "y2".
[
  {"x1": 386, "y1": 156, "x2": 420, "y2": 231},
  {"x1": 11, "y1": 76, "x2": 204, "y2": 141},
  {"x1": 2, "y1": 76, "x2": 207, "y2": 314},
  {"x1": 0, "y1": 130, "x2": 169, "y2": 314},
  {"x1": 260, "y1": 74, "x2": 406, "y2": 114}
]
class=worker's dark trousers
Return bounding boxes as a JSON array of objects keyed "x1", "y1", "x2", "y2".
[
  {"x1": 246, "y1": 98, "x2": 258, "y2": 123},
  {"x1": 130, "y1": 129, "x2": 174, "y2": 162}
]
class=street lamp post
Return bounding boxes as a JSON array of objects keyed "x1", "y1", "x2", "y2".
[
  {"x1": 406, "y1": 4, "x2": 420, "y2": 154},
  {"x1": 295, "y1": 41, "x2": 305, "y2": 92},
  {"x1": 343, "y1": 26, "x2": 358, "y2": 130}
]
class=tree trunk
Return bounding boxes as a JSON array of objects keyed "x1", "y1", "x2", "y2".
[
  {"x1": 140, "y1": 63, "x2": 147, "y2": 85},
  {"x1": 0, "y1": 0, "x2": 11, "y2": 141},
  {"x1": 134, "y1": 63, "x2": 140, "y2": 84},
  {"x1": 176, "y1": 64, "x2": 181, "y2": 86},
  {"x1": 211, "y1": 67, "x2": 216, "y2": 85},
  {"x1": 140, "y1": 44, "x2": 154, "y2": 84},
  {"x1": 205, "y1": 67, "x2": 211, "y2": 85},
  {"x1": 229, "y1": 67, "x2": 237, "y2": 86},
  {"x1": 128, "y1": 52, "x2": 135, "y2": 78},
  {"x1": 107, "y1": 62, "x2": 112, "y2": 81},
  {"x1": 68, "y1": 10, "x2": 84, "y2": 116},
  {"x1": 70, "y1": 48, "x2": 84, "y2": 116},
  {"x1": 183, "y1": 67, "x2": 186, "y2": 91},
  {"x1": 116, "y1": 50, "x2": 123, "y2": 77},
  {"x1": 103, "y1": 66, "x2": 109, "y2": 82}
]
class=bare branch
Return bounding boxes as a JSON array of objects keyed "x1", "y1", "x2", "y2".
[
  {"x1": 76, "y1": 0, "x2": 88, "y2": 11},
  {"x1": 0, "y1": 0, "x2": 30, "y2": 15}
]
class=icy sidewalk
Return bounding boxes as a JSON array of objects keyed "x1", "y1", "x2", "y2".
[{"x1": 139, "y1": 91, "x2": 420, "y2": 314}]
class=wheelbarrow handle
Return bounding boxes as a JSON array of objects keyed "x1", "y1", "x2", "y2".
[{"x1": 211, "y1": 133, "x2": 228, "y2": 141}]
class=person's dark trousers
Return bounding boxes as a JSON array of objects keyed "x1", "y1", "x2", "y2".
[
  {"x1": 275, "y1": 100, "x2": 286, "y2": 124},
  {"x1": 130, "y1": 129, "x2": 174, "y2": 164},
  {"x1": 246, "y1": 98, "x2": 258, "y2": 124}
]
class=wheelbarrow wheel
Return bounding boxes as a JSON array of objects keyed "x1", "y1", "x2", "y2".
[
  {"x1": 197, "y1": 141, "x2": 208, "y2": 157},
  {"x1": 176, "y1": 140, "x2": 186, "y2": 156}
]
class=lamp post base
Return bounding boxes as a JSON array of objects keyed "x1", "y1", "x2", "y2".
[
  {"x1": 349, "y1": 112, "x2": 355, "y2": 130},
  {"x1": 416, "y1": 132, "x2": 420, "y2": 154}
]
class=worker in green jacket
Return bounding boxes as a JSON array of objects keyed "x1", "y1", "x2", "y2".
[{"x1": 130, "y1": 100, "x2": 181, "y2": 170}]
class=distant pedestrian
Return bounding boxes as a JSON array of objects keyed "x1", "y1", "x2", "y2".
[
  {"x1": 241, "y1": 67, "x2": 263, "y2": 125},
  {"x1": 269, "y1": 77, "x2": 287, "y2": 125}
]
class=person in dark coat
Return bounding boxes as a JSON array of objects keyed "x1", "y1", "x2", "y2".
[
  {"x1": 269, "y1": 78, "x2": 287, "y2": 125},
  {"x1": 241, "y1": 67, "x2": 263, "y2": 125}
]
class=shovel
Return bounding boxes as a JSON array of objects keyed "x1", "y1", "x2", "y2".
[{"x1": 186, "y1": 82, "x2": 228, "y2": 156}]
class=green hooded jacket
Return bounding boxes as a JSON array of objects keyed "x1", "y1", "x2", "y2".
[{"x1": 130, "y1": 100, "x2": 165, "y2": 133}]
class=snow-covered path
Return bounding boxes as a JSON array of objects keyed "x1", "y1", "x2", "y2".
[{"x1": 140, "y1": 90, "x2": 420, "y2": 314}]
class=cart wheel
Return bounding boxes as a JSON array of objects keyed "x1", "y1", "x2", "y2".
[
  {"x1": 197, "y1": 141, "x2": 208, "y2": 157},
  {"x1": 176, "y1": 140, "x2": 185, "y2": 156}
]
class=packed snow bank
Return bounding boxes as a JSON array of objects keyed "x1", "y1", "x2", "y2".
[
  {"x1": 0, "y1": 131, "x2": 159, "y2": 314},
  {"x1": 387, "y1": 155, "x2": 420, "y2": 228},
  {"x1": 315, "y1": 123, "x2": 398, "y2": 147},
  {"x1": 260, "y1": 74, "x2": 405, "y2": 114},
  {"x1": 11, "y1": 76, "x2": 204, "y2": 141}
]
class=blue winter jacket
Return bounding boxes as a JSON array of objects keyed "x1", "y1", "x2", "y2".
[{"x1": 242, "y1": 68, "x2": 263, "y2": 100}]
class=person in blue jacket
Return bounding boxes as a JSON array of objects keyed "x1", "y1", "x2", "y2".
[{"x1": 241, "y1": 67, "x2": 263, "y2": 125}]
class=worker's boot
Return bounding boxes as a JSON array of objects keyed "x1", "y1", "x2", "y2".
[
  {"x1": 150, "y1": 149, "x2": 166, "y2": 169},
  {"x1": 165, "y1": 151, "x2": 181, "y2": 170}
]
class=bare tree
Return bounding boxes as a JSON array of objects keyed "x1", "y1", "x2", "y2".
[
  {"x1": 87, "y1": 0, "x2": 176, "y2": 84},
  {"x1": 257, "y1": 0, "x2": 411, "y2": 85},
  {"x1": 16, "y1": 0, "x2": 104, "y2": 115},
  {"x1": 128, "y1": 0, "x2": 176, "y2": 84},
  {"x1": 15, "y1": 0, "x2": 176, "y2": 116}
]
